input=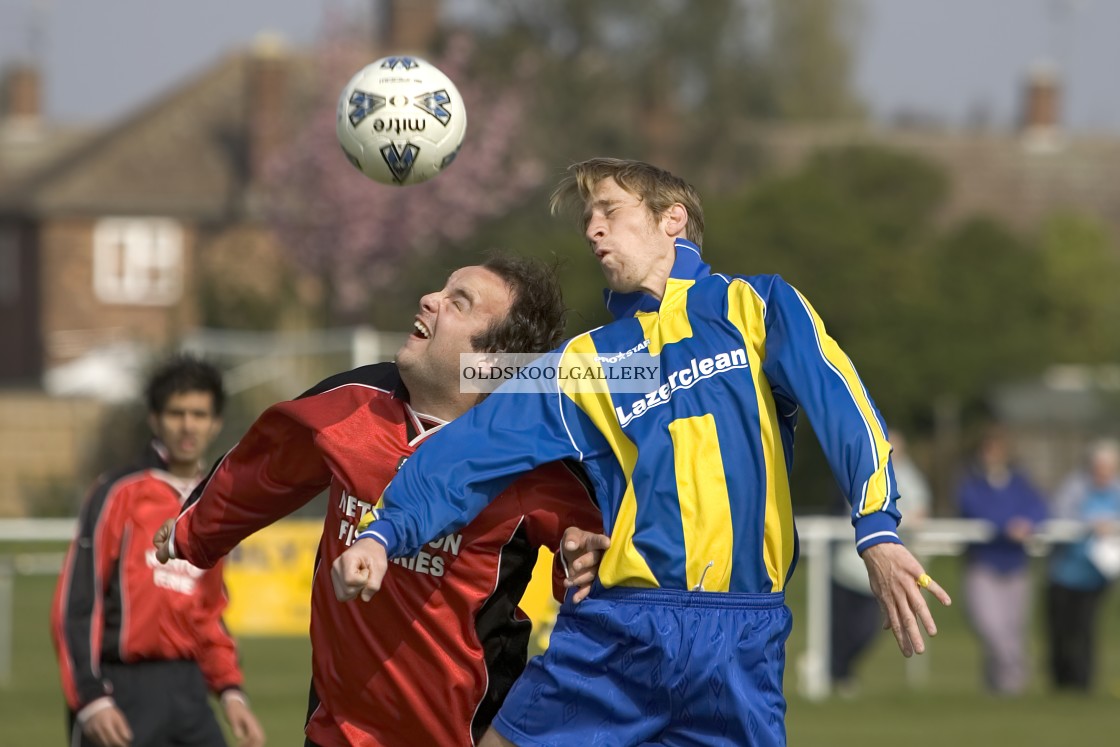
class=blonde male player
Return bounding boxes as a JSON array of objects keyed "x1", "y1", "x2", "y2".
[{"x1": 335, "y1": 159, "x2": 950, "y2": 747}]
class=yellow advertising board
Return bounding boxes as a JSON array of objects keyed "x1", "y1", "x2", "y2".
[
  {"x1": 223, "y1": 520, "x2": 321, "y2": 636},
  {"x1": 223, "y1": 520, "x2": 563, "y2": 643}
]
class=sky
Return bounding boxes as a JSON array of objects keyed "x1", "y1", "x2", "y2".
[{"x1": 0, "y1": 0, "x2": 1117, "y2": 132}]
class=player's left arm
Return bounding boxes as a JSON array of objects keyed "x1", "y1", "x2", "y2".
[
  {"x1": 751, "y1": 276, "x2": 901, "y2": 547},
  {"x1": 750, "y1": 276, "x2": 950, "y2": 654}
]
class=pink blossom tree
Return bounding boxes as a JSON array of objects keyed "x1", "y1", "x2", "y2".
[{"x1": 265, "y1": 31, "x2": 543, "y2": 322}]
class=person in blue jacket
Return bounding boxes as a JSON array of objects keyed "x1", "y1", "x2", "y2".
[
  {"x1": 333, "y1": 158, "x2": 952, "y2": 747},
  {"x1": 956, "y1": 423, "x2": 1048, "y2": 695},
  {"x1": 1046, "y1": 438, "x2": 1120, "y2": 691}
]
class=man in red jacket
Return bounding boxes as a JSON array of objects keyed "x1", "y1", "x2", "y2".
[
  {"x1": 52, "y1": 355, "x2": 265, "y2": 747},
  {"x1": 154, "y1": 254, "x2": 606, "y2": 747}
]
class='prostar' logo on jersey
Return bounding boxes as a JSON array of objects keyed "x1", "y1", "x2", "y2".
[{"x1": 615, "y1": 348, "x2": 749, "y2": 428}]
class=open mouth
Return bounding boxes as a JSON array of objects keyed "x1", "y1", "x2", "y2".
[{"x1": 412, "y1": 319, "x2": 432, "y2": 339}]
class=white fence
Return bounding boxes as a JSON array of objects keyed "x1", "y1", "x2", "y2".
[
  {"x1": 795, "y1": 516, "x2": 1085, "y2": 700},
  {"x1": 0, "y1": 517, "x2": 1092, "y2": 693}
]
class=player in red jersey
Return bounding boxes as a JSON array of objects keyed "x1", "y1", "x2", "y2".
[
  {"x1": 52, "y1": 355, "x2": 264, "y2": 747},
  {"x1": 154, "y1": 255, "x2": 606, "y2": 747}
]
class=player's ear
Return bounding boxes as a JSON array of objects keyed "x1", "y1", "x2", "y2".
[{"x1": 662, "y1": 203, "x2": 688, "y2": 238}]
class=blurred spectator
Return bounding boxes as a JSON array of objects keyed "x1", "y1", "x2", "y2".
[
  {"x1": 830, "y1": 429, "x2": 932, "y2": 696},
  {"x1": 956, "y1": 424, "x2": 1048, "y2": 696},
  {"x1": 50, "y1": 355, "x2": 264, "y2": 747},
  {"x1": 1046, "y1": 438, "x2": 1120, "y2": 692}
]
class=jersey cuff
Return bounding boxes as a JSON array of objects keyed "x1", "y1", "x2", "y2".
[
  {"x1": 356, "y1": 520, "x2": 397, "y2": 554},
  {"x1": 167, "y1": 521, "x2": 179, "y2": 560},
  {"x1": 220, "y1": 688, "x2": 249, "y2": 707},
  {"x1": 76, "y1": 696, "x2": 115, "y2": 726},
  {"x1": 558, "y1": 546, "x2": 572, "y2": 580},
  {"x1": 854, "y1": 512, "x2": 902, "y2": 553}
]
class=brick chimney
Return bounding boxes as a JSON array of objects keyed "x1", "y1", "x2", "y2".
[
  {"x1": 2, "y1": 63, "x2": 40, "y2": 121},
  {"x1": 376, "y1": 0, "x2": 440, "y2": 54},
  {"x1": 1020, "y1": 61, "x2": 1063, "y2": 153},
  {"x1": 247, "y1": 33, "x2": 289, "y2": 186}
]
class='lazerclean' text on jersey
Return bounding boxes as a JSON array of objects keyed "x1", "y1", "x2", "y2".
[{"x1": 364, "y1": 239, "x2": 901, "y2": 594}]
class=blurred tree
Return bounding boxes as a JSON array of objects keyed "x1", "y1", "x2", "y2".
[
  {"x1": 198, "y1": 230, "x2": 309, "y2": 330},
  {"x1": 909, "y1": 218, "x2": 1048, "y2": 411},
  {"x1": 704, "y1": 146, "x2": 946, "y2": 420},
  {"x1": 264, "y1": 31, "x2": 543, "y2": 325},
  {"x1": 257, "y1": 0, "x2": 868, "y2": 330},
  {"x1": 767, "y1": 0, "x2": 865, "y2": 120},
  {"x1": 1037, "y1": 212, "x2": 1120, "y2": 363},
  {"x1": 702, "y1": 145, "x2": 946, "y2": 504},
  {"x1": 458, "y1": 0, "x2": 864, "y2": 180}
]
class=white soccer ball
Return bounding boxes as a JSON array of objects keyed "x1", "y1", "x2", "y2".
[{"x1": 336, "y1": 56, "x2": 467, "y2": 186}]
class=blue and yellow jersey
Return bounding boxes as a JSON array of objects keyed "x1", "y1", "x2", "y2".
[{"x1": 363, "y1": 239, "x2": 901, "y2": 594}]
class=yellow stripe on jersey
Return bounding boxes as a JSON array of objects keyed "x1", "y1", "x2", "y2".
[
  {"x1": 635, "y1": 278, "x2": 695, "y2": 354},
  {"x1": 793, "y1": 288, "x2": 893, "y2": 515},
  {"x1": 728, "y1": 280, "x2": 795, "y2": 591},
  {"x1": 668, "y1": 414, "x2": 733, "y2": 591},
  {"x1": 560, "y1": 334, "x2": 658, "y2": 588}
]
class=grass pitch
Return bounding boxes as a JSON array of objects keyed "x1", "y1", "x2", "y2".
[{"x1": 3, "y1": 553, "x2": 1117, "y2": 746}]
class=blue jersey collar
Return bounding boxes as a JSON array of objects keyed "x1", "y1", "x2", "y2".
[{"x1": 603, "y1": 238, "x2": 710, "y2": 319}]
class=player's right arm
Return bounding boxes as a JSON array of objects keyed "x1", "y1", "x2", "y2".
[{"x1": 51, "y1": 475, "x2": 128, "y2": 721}]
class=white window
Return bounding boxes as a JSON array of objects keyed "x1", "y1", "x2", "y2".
[{"x1": 93, "y1": 218, "x2": 184, "y2": 305}]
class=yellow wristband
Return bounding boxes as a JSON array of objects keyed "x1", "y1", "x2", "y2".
[{"x1": 917, "y1": 573, "x2": 932, "y2": 589}]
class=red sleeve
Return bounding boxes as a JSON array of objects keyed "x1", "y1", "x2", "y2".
[
  {"x1": 515, "y1": 461, "x2": 603, "y2": 603},
  {"x1": 50, "y1": 475, "x2": 131, "y2": 710},
  {"x1": 190, "y1": 559, "x2": 243, "y2": 694},
  {"x1": 173, "y1": 398, "x2": 337, "y2": 568}
]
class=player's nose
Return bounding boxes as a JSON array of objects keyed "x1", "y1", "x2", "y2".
[
  {"x1": 585, "y1": 219, "x2": 605, "y2": 243},
  {"x1": 419, "y1": 292, "x2": 439, "y2": 313}
]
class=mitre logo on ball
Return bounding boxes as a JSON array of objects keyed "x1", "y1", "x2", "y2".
[{"x1": 336, "y1": 55, "x2": 467, "y2": 186}]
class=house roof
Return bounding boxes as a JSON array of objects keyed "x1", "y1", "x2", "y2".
[
  {"x1": 0, "y1": 46, "x2": 319, "y2": 221},
  {"x1": 0, "y1": 119, "x2": 96, "y2": 197}
]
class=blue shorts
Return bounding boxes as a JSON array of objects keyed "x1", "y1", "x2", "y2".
[{"x1": 493, "y1": 586, "x2": 792, "y2": 747}]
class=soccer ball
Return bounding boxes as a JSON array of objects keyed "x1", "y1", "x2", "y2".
[{"x1": 336, "y1": 56, "x2": 467, "y2": 186}]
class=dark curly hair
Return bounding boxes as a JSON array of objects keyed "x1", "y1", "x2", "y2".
[
  {"x1": 145, "y1": 354, "x2": 225, "y2": 416},
  {"x1": 471, "y1": 253, "x2": 568, "y2": 354}
]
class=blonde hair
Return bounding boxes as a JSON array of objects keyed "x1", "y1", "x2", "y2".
[{"x1": 549, "y1": 158, "x2": 705, "y2": 246}]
